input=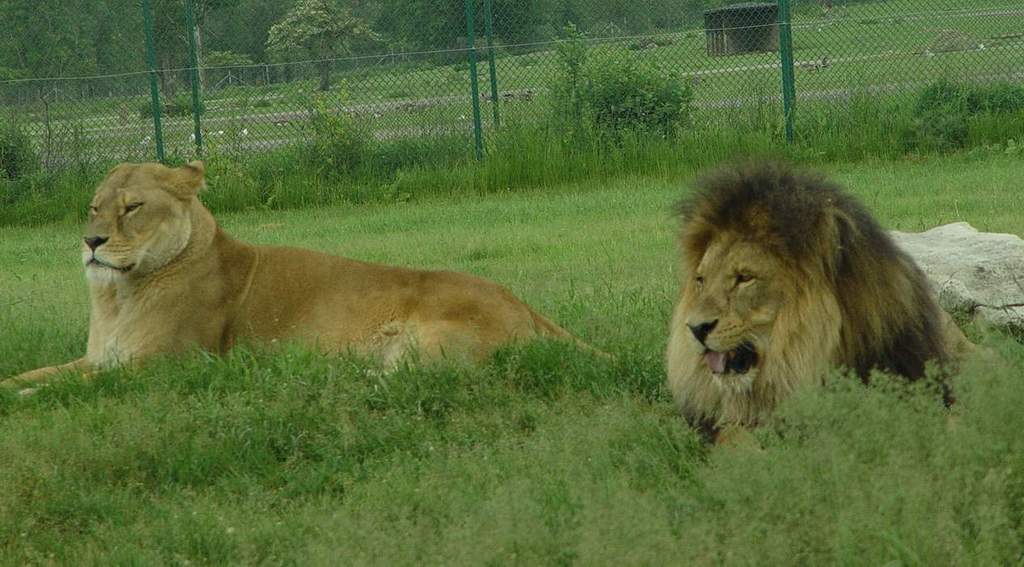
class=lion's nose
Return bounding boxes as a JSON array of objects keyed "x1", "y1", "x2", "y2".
[
  {"x1": 84, "y1": 236, "x2": 109, "y2": 251},
  {"x1": 688, "y1": 320, "x2": 718, "y2": 344}
]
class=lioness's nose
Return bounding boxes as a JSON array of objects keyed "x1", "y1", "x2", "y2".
[
  {"x1": 688, "y1": 320, "x2": 718, "y2": 344},
  {"x1": 84, "y1": 236, "x2": 108, "y2": 251}
]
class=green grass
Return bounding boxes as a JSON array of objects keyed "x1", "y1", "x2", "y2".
[{"x1": 1, "y1": 155, "x2": 1024, "y2": 564}]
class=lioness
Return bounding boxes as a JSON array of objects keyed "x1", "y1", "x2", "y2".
[
  {"x1": 666, "y1": 160, "x2": 973, "y2": 441},
  {"x1": 3, "y1": 161, "x2": 590, "y2": 389}
]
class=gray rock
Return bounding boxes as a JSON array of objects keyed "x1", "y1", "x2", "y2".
[{"x1": 890, "y1": 222, "x2": 1024, "y2": 331}]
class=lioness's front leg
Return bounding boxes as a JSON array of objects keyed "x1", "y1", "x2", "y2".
[{"x1": 1, "y1": 358, "x2": 91, "y2": 389}]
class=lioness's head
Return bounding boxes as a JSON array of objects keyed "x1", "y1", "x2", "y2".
[
  {"x1": 82, "y1": 161, "x2": 205, "y2": 281},
  {"x1": 683, "y1": 232, "x2": 788, "y2": 388}
]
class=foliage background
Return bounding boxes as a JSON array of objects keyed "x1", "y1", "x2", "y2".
[{"x1": 1, "y1": 0, "x2": 1023, "y2": 179}]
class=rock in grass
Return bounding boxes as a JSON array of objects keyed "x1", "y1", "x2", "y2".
[{"x1": 891, "y1": 222, "x2": 1024, "y2": 331}]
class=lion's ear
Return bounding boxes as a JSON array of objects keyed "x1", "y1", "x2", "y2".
[
  {"x1": 821, "y1": 208, "x2": 860, "y2": 280},
  {"x1": 169, "y1": 161, "x2": 206, "y2": 198},
  {"x1": 680, "y1": 221, "x2": 714, "y2": 273}
]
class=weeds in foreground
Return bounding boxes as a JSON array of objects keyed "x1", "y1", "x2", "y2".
[{"x1": 0, "y1": 336, "x2": 1022, "y2": 563}]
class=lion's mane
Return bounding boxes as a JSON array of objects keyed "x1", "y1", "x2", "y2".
[{"x1": 667, "y1": 160, "x2": 959, "y2": 429}]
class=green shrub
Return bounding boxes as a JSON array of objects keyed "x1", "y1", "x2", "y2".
[
  {"x1": 914, "y1": 79, "x2": 969, "y2": 116},
  {"x1": 581, "y1": 55, "x2": 693, "y2": 138},
  {"x1": 138, "y1": 94, "x2": 205, "y2": 119},
  {"x1": 551, "y1": 25, "x2": 693, "y2": 140},
  {"x1": 551, "y1": 24, "x2": 589, "y2": 133},
  {"x1": 909, "y1": 80, "x2": 1024, "y2": 151},
  {"x1": 912, "y1": 79, "x2": 1024, "y2": 116},
  {"x1": 0, "y1": 122, "x2": 38, "y2": 180},
  {"x1": 305, "y1": 94, "x2": 373, "y2": 176},
  {"x1": 0, "y1": 66, "x2": 26, "y2": 82},
  {"x1": 908, "y1": 106, "x2": 969, "y2": 152},
  {"x1": 204, "y1": 50, "x2": 254, "y2": 69},
  {"x1": 971, "y1": 82, "x2": 1024, "y2": 113}
]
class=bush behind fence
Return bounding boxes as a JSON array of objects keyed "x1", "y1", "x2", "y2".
[{"x1": 1, "y1": 0, "x2": 1023, "y2": 178}]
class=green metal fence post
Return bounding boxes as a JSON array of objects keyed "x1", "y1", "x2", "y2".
[
  {"x1": 464, "y1": 0, "x2": 484, "y2": 159},
  {"x1": 184, "y1": 0, "x2": 204, "y2": 156},
  {"x1": 141, "y1": 0, "x2": 165, "y2": 162},
  {"x1": 778, "y1": 0, "x2": 796, "y2": 144},
  {"x1": 483, "y1": 0, "x2": 500, "y2": 128}
]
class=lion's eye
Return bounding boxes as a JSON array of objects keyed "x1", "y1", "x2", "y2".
[
  {"x1": 125, "y1": 202, "x2": 143, "y2": 214},
  {"x1": 735, "y1": 273, "x2": 754, "y2": 284},
  {"x1": 695, "y1": 276, "x2": 705, "y2": 286},
  {"x1": 89, "y1": 206, "x2": 98, "y2": 215}
]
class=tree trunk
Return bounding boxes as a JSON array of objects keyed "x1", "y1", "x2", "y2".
[
  {"x1": 317, "y1": 60, "x2": 331, "y2": 91},
  {"x1": 159, "y1": 53, "x2": 177, "y2": 99},
  {"x1": 194, "y1": 22, "x2": 206, "y2": 89}
]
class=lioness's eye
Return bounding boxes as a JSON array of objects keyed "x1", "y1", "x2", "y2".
[
  {"x1": 736, "y1": 273, "x2": 754, "y2": 284},
  {"x1": 89, "y1": 206, "x2": 98, "y2": 215},
  {"x1": 125, "y1": 202, "x2": 143, "y2": 214},
  {"x1": 695, "y1": 276, "x2": 705, "y2": 285}
]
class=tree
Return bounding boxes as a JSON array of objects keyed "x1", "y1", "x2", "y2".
[
  {"x1": 0, "y1": 0, "x2": 105, "y2": 78},
  {"x1": 190, "y1": 0, "x2": 242, "y2": 87},
  {"x1": 266, "y1": 0, "x2": 378, "y2": 92},
  {"x1": 150, "y1": 0, "x2": 241, "y2": 95},
  {"x1": 202, "y1": 50, "x2": 254, "y2": 88},
  {"x1": 368, "y1": 0, "x2": 464, "y2": 53},
  {"x1": 204, "y1": 0, "x2": 293, "y2": 65}
]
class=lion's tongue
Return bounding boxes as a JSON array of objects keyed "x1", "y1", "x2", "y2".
[{"x1": 704, "y1": 351, "x2": 728, "y2": 374}]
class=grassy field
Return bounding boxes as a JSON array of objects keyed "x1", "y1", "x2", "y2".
[{"x1": 2, "y1": 155, "x2": 1024, "y2": 564}]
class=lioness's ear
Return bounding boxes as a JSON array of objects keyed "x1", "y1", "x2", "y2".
[
  {"x1": 101, "y1": 162, "x2": 135, "y2": 186},
  {"x1": 107, "y1": 162, "x2": 133, "y2": 175},
  {"x1": 170, "y1": 161, "x2": 206, "y2": 198}
]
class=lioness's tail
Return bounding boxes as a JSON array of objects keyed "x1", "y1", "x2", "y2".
[{"x1": 528, "y1": 308, "x2": 613, "y2": 360}]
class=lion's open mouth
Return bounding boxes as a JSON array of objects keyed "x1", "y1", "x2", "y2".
[
  {"x1": 87, "y1": 258, "x2": 134, "y2": 273},
  {"x1": 703, "y1": 342, "x2": 758, "y2": 375}
]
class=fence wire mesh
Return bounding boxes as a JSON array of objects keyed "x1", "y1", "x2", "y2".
[{"x1": 0, "y1": 0, "x2": 1022, "y2": 176}]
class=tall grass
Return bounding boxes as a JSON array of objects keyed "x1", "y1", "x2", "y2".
[{"x1": 3, "y1": 80, "x2": 1024, "y2": 228}]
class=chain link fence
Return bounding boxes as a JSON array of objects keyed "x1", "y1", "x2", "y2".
[{"x1": 1, "y1": 0, "x2": 1022, "y2": 175}]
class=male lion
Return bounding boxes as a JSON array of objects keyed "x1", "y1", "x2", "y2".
[
  {"x1": 666, "y1": 161, "x2": 972, "y2": 438},
  {"x1": 3, "y1": 161, "x2": 591, "y2": 389}
]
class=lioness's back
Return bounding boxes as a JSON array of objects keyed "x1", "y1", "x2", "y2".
[{"x1": 237, "y1": 241, "x2": 546, "y2": 352}]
